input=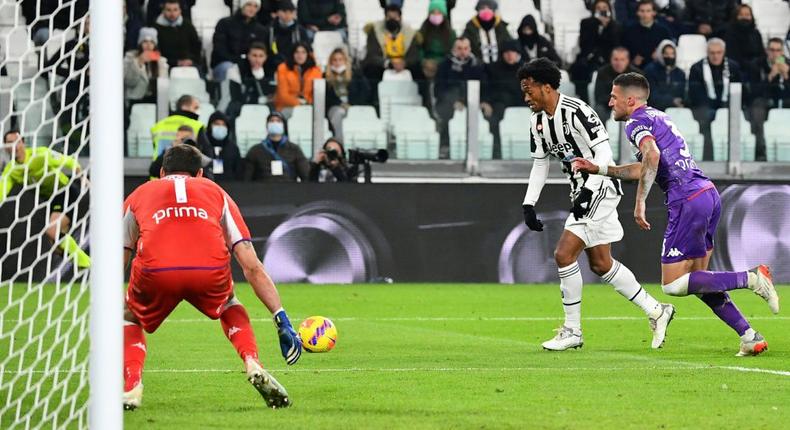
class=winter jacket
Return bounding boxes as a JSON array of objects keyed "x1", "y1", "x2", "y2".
[
  {"x1": 243, "y1": 137, "x2": 310, "y2": 182},
  {"x1": 683, "y1": 0, "x2": 737, "y2": 31},
  {"x1": 224, "y1": 61, "x2": 277, "y2": 118},
  {"x1": 298, "y1": 0, "x2": 346, "y2": 31},
  {"x1": 594, "y1": 63, "x2": 643, "y2": 108},
  {"x1": 420, "y1": 20, "x2": 456, "y2": 62},
  {"x1": 623, "y1": 21, "x2": 672, "y2": 68},
  {"x1": 206, "y1": 111, "x2": 243, "y2": 181},
  {"x1": 644, "y1": 61, "x2": 686, "y2": 111},
  {"x1": 123, "y1": 50, "x2": 169, "y2": 101},
  {"x1": 516, "y1": 15, "x2": 560, "y2": 65},
  {"x1": 435, "y1": 55, "x2": 485, "y2": 102},
  {"x1": 362, "y1": 21, "x2": 423, "y2": 71},
  {"x1": 688, "y1": 58, "x2": 743, "y2": 109},
  {"x1": 720, "y1": 20, "x2": 765, "y2": 76},
  {"x1": 461, "y1": 16, "x2": 512, "y2": 64},
  {"x1": 326, "y1": 69, "x2": 373, "y2": 108},
  {"x1": 483, "y1": 60, "x2": 526, "y2": 108},
  {"x1": 749, "y1": 57, "x2": 790, "y2": 108},
  {"x1": 577, "y1": 16, "x2": 621, "y2": 68},
  {"x1": 274, "y1": 62, "x2": 323, "y2": 112},
  {"x1": 153, "y1": 16, "x2": 201, "y2": 67},
  {"x1": 211, "y1": 11, "x2": 269, "y2": 68},
  {"x1": 268, "y1": 19, "x2": 312, "y2": 68}
]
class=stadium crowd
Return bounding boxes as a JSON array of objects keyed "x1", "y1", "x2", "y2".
[{"x1": 5, "y1": 0, "x2": 790, "y2": 180}]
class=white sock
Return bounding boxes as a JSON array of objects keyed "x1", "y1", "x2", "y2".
[
  {"x1": 559, "y1": 262, "x2": 583, "y2": 330},
  {"x1": 740, "y1": 327, "x2": 757, "y2": 341},
  {"x1": 602, "y1": 260, "x2": 661, "y2": 319}
]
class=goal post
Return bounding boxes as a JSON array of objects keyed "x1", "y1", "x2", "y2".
[{"x1": 88, "y1": 0, "x2": 124, "y2": 428}]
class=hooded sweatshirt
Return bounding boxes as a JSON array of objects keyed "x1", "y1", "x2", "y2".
[
  {"x1": 517, "y1": 15, "x2": 561, "y2": 65},
  {"x1": 206, "y1": 111, "x2": 243, "y2": 181}
]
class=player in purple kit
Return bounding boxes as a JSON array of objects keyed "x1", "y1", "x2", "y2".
[{"x1": 572, "y1": 73, "x2": 780, "y2": 356}]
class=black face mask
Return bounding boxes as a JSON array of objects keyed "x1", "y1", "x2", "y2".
[
  {"x1": 385, "y1": 18, "x2": 400, "y2": 33},
  {"x1": 663, "y1": 57, "x2": 676, "y2": 67},
  {"x1": 519, "y1": 30, "x2": 538, "y2": 47}
]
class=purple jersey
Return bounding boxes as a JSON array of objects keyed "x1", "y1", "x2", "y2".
[{"x1": 625, "y1": 105, "x2": 713, "y2": 205}]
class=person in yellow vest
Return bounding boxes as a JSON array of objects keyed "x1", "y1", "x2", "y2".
[
  {"x1": 150, "y1": 94, "x2": 214, "y2": 179},
  {"x1": 361, "y1": 4, "x2": 423, "y2": 83},
  {"x1": 0, "y1": 131, "x2": 90, "y2": 269}
]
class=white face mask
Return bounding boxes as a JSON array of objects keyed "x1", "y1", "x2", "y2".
[
  {"x1": 330, "y1": 64, "x2": 347, "y2": 74},
  {"x1": 251, "y1": 68, "x2": 265, "y2": 79}
]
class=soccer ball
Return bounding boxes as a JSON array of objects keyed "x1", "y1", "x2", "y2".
[{"x1": 298, "y1": 316, "x2": 338, "y2": 352}]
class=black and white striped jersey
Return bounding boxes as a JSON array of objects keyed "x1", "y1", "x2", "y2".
[{"x1": 530, "y1": 93, "x2": 622, "y2": 199}]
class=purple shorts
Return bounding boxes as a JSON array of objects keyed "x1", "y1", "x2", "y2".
[{"x1": 661, "y1": 186, "x2": 721, "y2": 264}]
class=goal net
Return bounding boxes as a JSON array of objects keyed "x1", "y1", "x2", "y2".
[{"x1": 0, "y1": 1, "x2": 93, "y2": 428}]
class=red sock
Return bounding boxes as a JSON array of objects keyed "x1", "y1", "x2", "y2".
[
  {"x1": 124, "y1": 324, "x2": 147, "y2": 392},
  {"x1": 220, "y1": 304, "x2": 260, "y2": 363}
]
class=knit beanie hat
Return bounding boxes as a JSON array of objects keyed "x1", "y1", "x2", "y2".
[
  {"x1": 428, "y1": 0, "x2": 448, "y2": 16},
  {"x1": 137, "y1": 27, "x2": 158, "y2": 46}
]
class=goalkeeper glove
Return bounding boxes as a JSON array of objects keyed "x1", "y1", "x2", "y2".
[
  {"x1": 571, "y1": 188, "x2": 594, "y2": 221},
  {"x1": 273, "y1": 309, "x2": 302, "y2": 365},
  {"x1": 522, "y1": 204, "x2": 544, "y2": 232}
]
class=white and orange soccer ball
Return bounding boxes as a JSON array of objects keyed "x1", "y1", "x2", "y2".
[{"x1": 298, "y1": 316, "x2": 338, "y2": 353}]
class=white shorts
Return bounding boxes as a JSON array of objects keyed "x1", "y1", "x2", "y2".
[{"x1": 564, "y1": 189, "x2": 624, "y2": 249}]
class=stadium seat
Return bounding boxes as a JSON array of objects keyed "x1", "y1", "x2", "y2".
[
  {"x1": 390, "y1": 106, "x2": 439, "y2": 159},
  {"x1": 343, "y1": 106, "x2": 387, "y2": 150},
  {"x1": 287, "y1": 106, "x2": 332, "y2": 156},
  {"x1": 0, "y1": 2, "x2": 22, "y2": 27},
  {"x1": 676, "y1": 34, "x2": 707, "y2": 74},
  {"x1": 450, "y1": 0, "x2": 479, "y2": 36},
  {"x1": 559, "y1": 69, "x2": 576, "y2": 98},
  {"x1": 765, "y1": 108, "x2": 790, "y2": 161},
  {"x1": 382, "y1": 69, "x2": 414, "y2": 81},
  {"x1": 170, "y1": 67, "x2": 201, "y2": 79},
  {"x1": 41, "y1": 29, "x2": 76, "y2": 66},
  {"x1": 665, "y1": 107, "x2": 704, "y2": 160},
  {"x1": 198, "y1": 103, "x2": 215, "y2": 126},
  {"x1": 500, "y1": 0, "x2": 543, "y2": 36},
  {"x1": 710, "y1": 108, "x2": 756, "y2": 162},
  {"x1": 545, "y1": 0, "x2": 588, "y2": 64},
  {"x1": 13, "y1": 77, "x2": 55, "y2": 149},
  {"x1": 346, "y1": 0, "x2": 385, "y2": 58},
  {"x1": 346, "y1": 105, "x2": 379, "y2": 121},
  {"x1": 401, "y1": 0, "x2": 429, "y2": 30},
  {"x1": 235, "y1": 104, "x2": 270, "y2": 155},
  {"x1": 499, "y1": 107, "x2": 532, "y2": 160},
  {"x1": 448, "y1": 109, "x2": 494, "y2": 160},
  {"x1": 0, "y1": 26, "x2": 37, "y2": 78},
  {"x1": 127, "y1": 103, "x2": 156, "y2": 157},
  {"x1": 606, "y1": 119, "x2": 621, "y2": 159},
  {"x1": 168, "y1": 77, "x2": 210, "y2": 110},
  {"x1": 192, "y1": 0, "x2": 230, "y2": 38},
  {"x1": 312, "y1": 31, "x2": 346, "y2": 71},
  {"x1": 378, "y1": 80, "x2": 422, "y2": 126},
  {"x1": 751, "y1": 0, "x2": 790, "y2": 41}
]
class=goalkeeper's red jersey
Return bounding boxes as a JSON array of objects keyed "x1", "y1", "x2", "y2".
[{"x1": 123, "y1": 174, "x2": 251, "y2": 270}]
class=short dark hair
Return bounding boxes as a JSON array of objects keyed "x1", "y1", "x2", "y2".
[
  {"x1": 768, "y1": 37, "x2": 784, "y2": 47},
  {"x1": 384, "y1": 5, "x2": 402, "y2": 16},
  {"x1": 637, "y1": 0, "x2": 655, "y2": 11},
  {"x1": 162, "y1": 145, "x2": 202, "y2": 176},
  {"x1": 3, "y1": 129, "x2": 22, "y2": 143},
  {"x1": 176, "y1": 95, "x2": 196, "y2": 111},
  {"x1": 613, "y1": 72, "x2": 650, "y2": 97},
  {"x1": 177, "y1": 125, "x2": 194, "y2": 133},
  {"x1": 163, "y1": 0, "x2": 181, "y2": 5},
  {"x1": 248, "y1": 41, "x2": 268, "y2": 55},
  {"x1": 517, "y1": 58, "x2": 561, "y2": 90}
]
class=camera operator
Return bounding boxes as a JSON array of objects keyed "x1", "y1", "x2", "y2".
[{"x1": 308, "y1": 138, "x2": 359, "y2": 183}]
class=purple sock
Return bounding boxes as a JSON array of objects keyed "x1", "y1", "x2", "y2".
[
  {"x1": 698, "y1": 293, "x2": 751, "y2": 336},
  {"x1": 687, "y1": 271, "x2": 748, "y2": 294}
]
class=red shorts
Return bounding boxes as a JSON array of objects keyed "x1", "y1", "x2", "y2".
[{"x1": 126, "y1": 265, "x2": 233, "y2": 333}]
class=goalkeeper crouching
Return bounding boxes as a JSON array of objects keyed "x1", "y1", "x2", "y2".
[{"x1": 1, "y1": 130, "x2": 91, "y2": 269}]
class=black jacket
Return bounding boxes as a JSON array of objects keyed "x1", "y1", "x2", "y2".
[
  {"x1": 268, "y1": 19, "x2": 311, "y2": 68},
  {"x1": 435, "y1": 55, "x2": 486, "y2": 101},
  {"x1": 326, "y1": 69, "x2": 373, "y2": 109},
  {"x1": 227, "y1": 61, "x2": 277, "y2": 118},
  {"x1": 688, "y1": 58, "x2": 743, "y2": 108},
  {"x1": 623, "y1": 21, "x2": 672, "y2": 68},
  {"x1": 154, "y1": 20, "x2": 202, "y2": 67},
  {"x1": 720, "y1": 21, "x2": 765, "y2": 77},
  {"x1": 483, "y1": 60, "x2": 526, "y2": 107},
  {"x1": 749, "y1": 58, "x2": 790, "y2": 108},
  {"x1": 461, "y1": 16, "x2": 513, "y2": 64},
  {"x1": 308, "y1": 162, "x2": 359, "y2": 182},
  {"x1": 298, "y1": 0, "x2": 346, "y2": 31},
  {"x1": 516, "y1": 15, "x2": 560, "y2": 65},
  {"x1": 683, "y1": 0, "x2": 737, "y2": 30},
  {"x1": 644, "y1": 62, "x2": 686, "y2": 111},
  {"x1": 594, "y1": 64, "x2": 643, "y2": 107},
  {"x1": 206, "y1": 111, "x2": 243, "y2": 181},
  {"x1": 146, "y1": 0, "x2": 196, "y2": 25},
  {"x1": 211, "y1": 12, "x2": 269, "y2": 68},
  {"x1": 577, "y1": 16, "x2": 621, "y2": 68},
  {"x1": 243, "y1": 137, "x2": 310, "y2": 182}
]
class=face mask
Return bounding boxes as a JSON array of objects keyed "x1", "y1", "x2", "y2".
[
  {"x1": 330, "y1": 64, "x2": 347, "y2": 74},
  {"x1": 385, "y1": 18, "x2": 400, "y2": 33},
  {"x1": 211, "y1": 125, "x2": 228, "y2": 141},
  {"x1": 280, "y1": 19, "x2": 295, "y2": 28},
  {"x1": 251, "y1": 67, "x2": 265, "y2": 79},
  {"x1": 267, "y1": 122, "x2": 284, "y2": 136},
  {"x1": 663, "y1": 57, "x2": 676, "y2": 67},
  {"x1": 429, "y1": 14, "x2": 444, "y2": 26},
  {"x1": 478, "y1": 9, "x2": 495, "y2": 22}
]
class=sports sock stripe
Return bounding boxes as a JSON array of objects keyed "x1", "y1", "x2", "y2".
[
  {"x1": 562, "y1": 300, "x2": 582, "y2": 306},
  {"x1": 602, "y1": 260, "x2": 622, "y2": 283},
  {"x1": 629, "y1": 287, "x2": 644, "y2": 301},
  {"x1": 559, "y1": 267, "x2": 581, "y2": 278}
]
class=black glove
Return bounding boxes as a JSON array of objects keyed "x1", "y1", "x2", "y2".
[
  {"x1": 522, "y1": 204, "x2": 544, "y2": 231},
  {"x1": 571, "y1": 188, "x2": 594, "y2": 221}
]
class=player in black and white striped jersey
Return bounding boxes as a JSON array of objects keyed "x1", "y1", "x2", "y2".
[{"x1": 517, "y1": 59, "x2": 674, "y2": 351}]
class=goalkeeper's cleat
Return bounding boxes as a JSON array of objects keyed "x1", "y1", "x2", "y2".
[
  {"x1": 123, "y1": 383, "x2": 143, "y2": 411},
  {"x1": 748, "y1": 265, "x2": 779, "y2": 314},
  {"x1": 736, "y1": 332, "x2": 768, "y2": 357},
  {"x1": 649, "y1": 303, "x2": 676, "y2": 349},
  {"x1": 245, "y1": 357, "x2": 291, "y2": 409},
  {"x1": 541, "y1": 326, "x2": 583, "y2": 351}
]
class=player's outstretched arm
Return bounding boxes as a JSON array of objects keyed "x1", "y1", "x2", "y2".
[
  {"x1": 570, "y1": 157, "x2": 642, "y2": 181},
  {"x1": 634, "y1": 137, "x2": 660, "y2": 231},
  {"x1": 234, "y1": 241, "x2": 302, "y2": 365}
]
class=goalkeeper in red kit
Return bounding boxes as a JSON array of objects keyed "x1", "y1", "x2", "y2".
[{"x1": 121, "y1": 145, "x2": 301, "y2": 410}]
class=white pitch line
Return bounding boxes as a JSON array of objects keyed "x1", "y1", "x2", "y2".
[
  {"x1": 156, "y1": 316, "x2": 790, "y2": 323},
  {"x1": 716, "y1": 366, "x2": 790, "y2": 377}
]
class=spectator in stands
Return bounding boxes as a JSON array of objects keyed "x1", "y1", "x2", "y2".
[
  {"x1": 124, "y1": 0, "x2": 145, "y2": 52},
  {"x1": 274, "y1": 41, "x2": 323, "y2": 115},
  {"x1": 224, "y1": 42, "x2": 277, "y2": 119},
  {"x1": 435, "y1": 36, "x2": 485, "y2": 157},
  {"x1": 720, "y1": 4, "x2": 765, "y2": 78},
  {"x1": 683, "y1": 0, "x2": 737, "y2": 37},
  {"x1": 594, "y1": 46, "x2": 642, "y2": 119},
  {"x1": 244, "y1": 112, "x2": 309, "y2": 182},
  {"x1": 258, "y1": 0, "x2": 283, "y2": 26},
  {"x1": 462, "y1": 0, "x2": 512, "y2": 65},
  {"x1": 149, "y1": 125, "x2": 213, "y2": 179},
  {"x1": 420, "y1": 0, "x2": 456, "y2": 81},
  {"x1": 206, "y1": 111, "x2": 243, "y2": 180},
  {"x1": 643, "y1": 40, "x2": 685, "y2": 112},
  {"x1": 688, "y1": 38, "x2": 744, "y2": 161},
  {"x1": 298, "y1": 0, "x2": 347, "y2": 38},
  {"x1": 309, "y1": 138, "x2": 359, "y2": 182},
  {"x1": 615, "y1": 0, "x2": 683, "y2": 36},
  {"x1": 124, "y1": 28, "x2": 169, "y2": 107},
  {"x1": 379, "y1": 0, "x2": 457, "y2": 17},
  {"x1": 748, "y1": 38, "x2": 790, "y2": 161},
  {"x1": 146, "y1": 0, "x2": 195, "y2": 25},
  {"x1": 482, "y1": 40, "x2": 525, "y2": 159},
  {"x1": 516, "y1": 14, "x2": 560, "y2": 65},
  {"x1": 325, "y1": 49, "x2": 373, "y2": 142},
  {"x1": 22, "y1": 0, "x2": 88, "y2": 45},
  {"x1": 267, "y1": 0, "x2": 311, "y2": 70},
  {"x1": 570, "y1": 0, "x2": 621, "y2": 103},
  {"x1": 153, "y1": 0, "x2": 202, "y2": 70},
  {"x1": 211, "y1": 0, "x2": 269, "y2": 83},
  {"x1": 361, "y1": 5, "x2": 423, "y2": 83},
  {"x1": 150, "y1": 95, "x2": 212, "y2": 162},
  {"x1": 622, "y1": 0, "x2": 671, "y2": 69}
]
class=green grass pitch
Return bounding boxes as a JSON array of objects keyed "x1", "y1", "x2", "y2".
[{"x1": 118, "y1": 283, "x2": 790, "y2": 429}]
